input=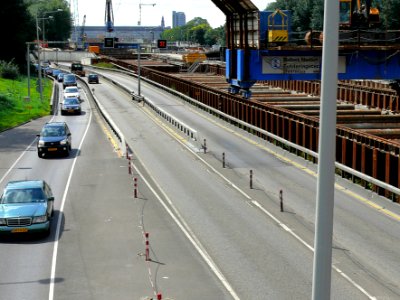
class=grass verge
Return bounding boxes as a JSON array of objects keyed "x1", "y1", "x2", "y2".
[{"x1": 0, "y1": 77, "x2": 52, "y2": 132}]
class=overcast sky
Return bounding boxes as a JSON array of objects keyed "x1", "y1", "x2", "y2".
[{"x1": 76, "y1": 0, "x2": 274, "y2": 28}]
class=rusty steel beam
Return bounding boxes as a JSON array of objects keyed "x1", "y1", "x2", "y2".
[
  {"x1": 277, "y1": 104, "x2": 354, "y2": 111},
  {"x1": 337, "y1": 115, "x2": 400, "y2": 123}
]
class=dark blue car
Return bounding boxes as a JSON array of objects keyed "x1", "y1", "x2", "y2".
[{"x1": 37, "y1": 122, "x2": 72, "y2": 157}]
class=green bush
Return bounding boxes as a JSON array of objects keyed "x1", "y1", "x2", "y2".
[{"x1": 0, "y1": 60, "x2": 20, "y2": 80}]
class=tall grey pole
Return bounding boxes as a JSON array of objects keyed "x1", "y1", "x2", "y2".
[
  {"x1": 35, "y1": 13, "x2": 43, "y2": 102},
  {"x1": 42, "y1": 18, "x2": 46, "y2": 62},
  {"x1": 312, "y1": 0, "x2": 340, "y2": 299},
  {"x1": 27, "y1": 43, "x2": 30, "y2": 99},
  {"x1": 138, "y1": 45, "x2": 141, "y2": 97}
]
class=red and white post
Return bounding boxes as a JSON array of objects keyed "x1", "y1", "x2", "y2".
[
  {"x1": 134, "y1": 177, "x2": 138, "y2": 198},
  {"x1": 145, "y1": 232, "x2": 150, "y2": 261}
]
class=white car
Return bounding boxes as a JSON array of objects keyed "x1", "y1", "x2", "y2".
[{"x1": 63, "y1": 86, "x2": 80, "y2": 100}]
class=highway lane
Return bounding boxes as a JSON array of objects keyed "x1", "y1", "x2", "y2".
[
  {"x1": 85, "y1": 69, "x2": 391, "y2": 298},
  {"x1": 0, "y1": 78, "x2": 231, "y2": 299},
  {"x1": 0, "y1": 86, "x2": 91, "y2": 299},
  {"x1": 53, "y1": 83, "x2": 231, "y2": 299}
]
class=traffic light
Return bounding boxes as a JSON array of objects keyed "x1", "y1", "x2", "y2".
[
  {"x1": 104, "y1": 37, "x2": 114, "y2": 48},
  {"x1": 157, "y1": 39, "x2": 167, "y2": 49}
]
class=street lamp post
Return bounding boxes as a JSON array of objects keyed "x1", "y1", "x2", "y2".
[
  {"x1": 42, "y1": 9, "x2": 63, "y2": 60},
  {"x1": 26, "y1": 43, "x2": 31, "y2": 100},
  {"x1": 41, "y1": 16, "x2": 53, "y2": 62},
  {"x1": 138, "y1": 44, "x2": 141, "y2": 97},
  {"x1": 35, "y1": 12, "x2": 43, "y2": 102},
  {"x1": 35, "y1": 8, "x2": 63, "y2": 102}
]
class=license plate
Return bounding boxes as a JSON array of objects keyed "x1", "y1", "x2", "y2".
[
  {"x1": 48, "y1": 148, "x2": 57, "y2": 151},
  {"x1": 12, "y1": 228, "x2": 28, "y2": 233},
  {"x1": 68, "y1": 109, "x2": 74, "y2": 112}
]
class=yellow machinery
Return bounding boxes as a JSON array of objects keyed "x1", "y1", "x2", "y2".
[
  {"x1": 339, "y1": 0, "x2": 380, "y2": 27},
  {"x1": 267, "y1": 9, "x2": 289, "y2": 43}
]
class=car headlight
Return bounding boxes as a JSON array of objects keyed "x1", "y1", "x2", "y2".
[
  {"x1": 33, "y1": 215, "x2": 47, "y2": 223},
  {"x1": 38, "y1": 140, "x2": 45, "y2": 146},
  {"x1": 0, "y1": 218, "x2": 6, "y2": 225},
  {"x1": 60, "y1": 138, "x2": 68, "y2": 145}
]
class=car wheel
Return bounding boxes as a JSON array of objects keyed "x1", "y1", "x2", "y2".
[{"x1": 37, "y1": 151, "x2": 42, "y2": 158}]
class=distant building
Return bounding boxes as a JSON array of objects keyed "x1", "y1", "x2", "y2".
[
  {"x1": 161, "y1": 16, "x2": 165, "y2": 29},
  {"x1": 73, "y1": 26, "x2": 169, "y2": 47},
  {"x1": 172, "y1": 11, "x2": 186, "y2": 28}
]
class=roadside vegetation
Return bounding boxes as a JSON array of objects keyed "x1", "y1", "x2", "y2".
[
  {"x1": 93, "y1": 62, "x2": 117, "y2": 69},
  {"x1": 0, "y1": 75, "x2": 52, "y2": 132}
]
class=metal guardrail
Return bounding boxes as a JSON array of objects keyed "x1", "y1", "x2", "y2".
[
  {"x1": 91, "y1": 68, "x2": 201, "y2": 149},
  {"x1": 88, "y1": 64, "x2": 400, "y2": 198},
  {"x1": 73, "y1": 75, "x2": 127, "y2": 156}
]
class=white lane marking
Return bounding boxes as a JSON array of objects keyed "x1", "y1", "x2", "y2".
[
  {"x1": 0, "y1": 116, "x2": 56, "y2": 185},
  {"x1": 142, "y1": 106, "x2": 377, "y2": 299},
  {"x1": 131, "y1": 162, "x2": 240, "y2": 300},
  {"x1": 0, "y1": 140, "x2": 37, "y2": 184},
  {"x1": 48, "y1": 92, "x2": 93, "y2": 300}
]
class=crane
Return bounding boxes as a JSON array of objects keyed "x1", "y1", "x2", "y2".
[
  {"x1": 138, "y1": 1, "x2": 156, "y2": 26},
  {"x1": 80, "y1": 15, "x2": 86, "y2": 43},
  {"x1": 105, "y1": 0, "x2": 114, "y2": 32}
]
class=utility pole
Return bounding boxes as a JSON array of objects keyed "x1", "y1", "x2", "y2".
[
  {"x1": 26, "y1": 43, "x2": 30, "y2": 100},
  {"x1": 312, "y1": 0, "x2": 340, "y2": 299},
  {"x1": 35, "y1": 11, "x2": 43, "y2": 102}
]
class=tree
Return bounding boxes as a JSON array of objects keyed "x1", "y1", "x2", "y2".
[
  {"x1": 204, "y1": 26, "x2": 226, "y2": 46},
  {"x1": 27, "y1": 0, "x2": 72, "y2": 45},
  {"x1": 310, "y1": 0, "x2": 324, "y2": 30},
  {"x1": 161, "y1": 17, "x2": 226, "y2": 46},
  {"x1": 381, "y1": 0, "x2": 400, "y2": 29},
  {"x1": 0, "y1": 0, "x2": 36, "y2": 69}
]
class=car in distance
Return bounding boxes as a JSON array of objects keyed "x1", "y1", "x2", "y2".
[
  {"x1": 60, "y1": 97, "x2": 81, "y2": 115},
  {"x1": 57, "y1": 72, "x2": 65, "y2": 82},
  {"x1": 0, "y1": 180, "x2": 54, "y2": 237},
  {"x1": 43, "y1": 67, "x2": 53, "y2": 76},
  {"x1": 88, "y1": 73, "x2": 99, "y2": 84},
  {"x1": 63, "y1": 86, "x2": 80, "y2": 100},
  {"x1": 63, "y1": 73, "x2": 77, "y2": 89},
  {"x1": 37, "y1": 122, "x2": 72, "y2": 157},
  {"x1": 52, "y1": 69, "x2": 62, "y2": 78}
]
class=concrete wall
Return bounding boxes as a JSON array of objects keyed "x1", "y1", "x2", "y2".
[{"x1": 40, "y1": 50, "x2": 97, "y2": 63}]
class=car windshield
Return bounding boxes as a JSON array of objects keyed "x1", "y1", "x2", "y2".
[
  {"x1": 64, "y1": 75, "x2": 75, "y2": 81},
  {"x1": 64, "y1": 98, "x2": 79, "y2": 105},
  {"x1": 65, "y1": 87, "x2": 78, "y2": 93},
  {"x1": 89, "y1": 75, "x2": 97, "y2": 78},
  {"x1": 41, "y1": 126, "x2": 65, "y2": 137},
  {"x1": 1, "y1": 188, "x2": 45, "y2": 204}
]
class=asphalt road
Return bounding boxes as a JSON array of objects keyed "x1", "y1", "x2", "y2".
[
  {"x1": 1, "y1": 66, "x2": 400, "y2": 299},
  {"x1": 82, "y1": 68, "x2": 400, "y2": 299},
  {"x1": 0, "y1": 79, "x2": 230, "y2": 300}
]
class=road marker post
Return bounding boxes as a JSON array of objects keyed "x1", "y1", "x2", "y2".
[
  {"x1": 222, "y1": 152, "x2": 225, "y2": 168},
  {"x1": 280, "y1": 189, "x2": 284, "y2": 212},
  {"x1": 145, "y1": 232, "x2": 150, "y2": 261},
  {"x1": 203, "y1": 139, "x2": 207, "y2": 154},
  {"x1": 250, "y1": 170, "x2": 253, "y2": 189},
  {"x1": 128, "y1": 155, "x2": 132, "y2": 175},
  {"x1": 134, "y1": 177, "x2": 138, "y2": 198}
]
